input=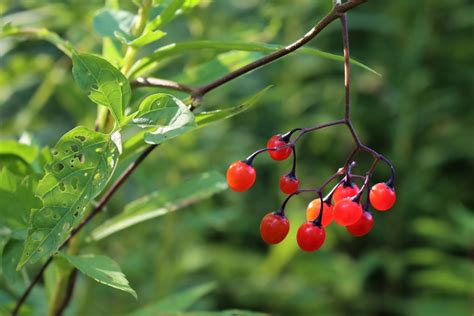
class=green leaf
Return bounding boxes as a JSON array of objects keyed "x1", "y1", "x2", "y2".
[
  {"x1": 132, "y1": 93, "x2": 196, "y2": 145},
  {"x1": 131, "y1": 40, "x2": 380, "y2": 77},
  {"x1": 149, "y1": 0, "x2": 185, "y2": 29},
  {"x1": 128, "y1": 282, "x2": 216, "y2": 315},
  {"x1": 127, "y1": 29, "x2": 166, "y2": 48},
  {"x1": 17, "y1": 126, "x2": 120, "y2": 269},
  {"x1": 0, "y1": 25, "x2": 75, "y2": 57},
  {"x1": 93, "y1": 9, "x2": 136, "y2": 38},
  {"x1": 59, "y1": 252, "x2": 137, "y2": 298},
  {"x1": 0, "y1": 141, "x2": 38, "y2": 165},
  {"x1": 0, "y1": 169, "x2": 41, "y2": 232},
  {"x1": 195, "y1": 86, "x2": 272, "y2": 128},
  {"x1": 2, "y1": 240, "x2": 24, "y2": 288},
  {"x1": 72, "y1": 53, "x2": 131, "y2": 125},
  {"x1": 175, "y1": 51, "x2": 262, "y2": 86},
  {"x1": 93, "y1": 9, "x2": 166, "y2": 48},
  {"x1": 121, "y1": 87, "x2": 269, "y2": 159},
  {"x1": 91, "y1": 171, "x2": 227, "y2": 240}
]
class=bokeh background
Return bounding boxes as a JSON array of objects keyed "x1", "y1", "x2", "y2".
[{"x1": 1, "y1": 0, "x2": 473, "y2": 315}]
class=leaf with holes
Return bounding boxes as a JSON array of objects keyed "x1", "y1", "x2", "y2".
[
  {"x1": 72, "y1": 53, "x2": 130, "y2": 125},
  {"x1": 131, "y1": 93, "x2": 196, "y2": 145},
  {"x1": 60, "y1": 252, "x2": 136, "y2": 298},
  {"x1": 17, "y1": 126, "x2": 120, "y2": 269}
]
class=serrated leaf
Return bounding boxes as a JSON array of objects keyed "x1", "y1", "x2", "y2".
[
  {"x1": 91, "y1": 171, "x2": 227, "y2": 240},
  {"x1": 17, "y1": 127, "x2": 120, "y2": 269},
  {"x1": 0, "y1": 140, "x2": 38, "y2": 165},
  {"x1": 131, "y1": 40, "x2": 380, "y2": 77},
  {"x1": 132, "y1": 93, "x2": 196, "y2": 145},
  {"x1": 72, "y1": 53, "x2": 130, "y2": 125},
  {"x1": 59, "y1": 252, "x2": 137, "y2": 298},
  {"x1": 128, "y1": 282, "x2": 216, "y2": 315}
]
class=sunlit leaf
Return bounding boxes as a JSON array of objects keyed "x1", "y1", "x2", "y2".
[
  {"x1": 127, "y1": 29, "x2": 166, "y2": 47},
  {"x1": 91, "y1": 171, "x2": 227, "y2": 240},
  {"x1": 60, "y1": 252, "x2": 137, "y2": 298},
  {"x1": 72, "y1": 53, "x2": 131, "y2": 125},
  {"x1": 131, "y1": 93, "x2": 196, "y2": 145},
  {"x1": 128, "y1": 282, "x2": 216, "y2": 315},
  {"x1": 17, "y1": 127, "x2": 120, "y2": 269},
  {"x1": 122, "y1": 87, "x2": 269, "y2": 159}
]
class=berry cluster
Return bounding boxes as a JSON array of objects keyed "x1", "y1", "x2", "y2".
[
  {"x1": 226, "y1": 132, "x2": 396, "y2": 252},
  {"x1": 226, "y1": 6, "x2": 396, "y2": 253}
]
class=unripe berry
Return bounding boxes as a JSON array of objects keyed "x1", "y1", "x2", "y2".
[
  {"x1": 267, "y1": 135, "x2": 291, "y2": 161},
  {"x1": 369, "y1": 182, "x2": 396, "y2": 211},
  {"x1": 333, "y1": 182, "x2": 359, "y2": 204},
  {"x1": 296, "y1": 222, "x2": 326, "y2": 252},
  {"x1": 260, "y1": 213, "x2": 290, "y2": 244},
  {"x1": 346, "y1": 211, "x2": 374, "y2": 236},
  {"x1": 306, "y1": 199, "x2": 334, "y2": 227},
  {"x1": 226, "y1": 161, "x2": 256, "y2": 192},
  {"x1": 279, "y1": 174, "x2": 299, "y2": 194},
  {"x1": 333, "y1": 198, "x2": 363, "y2": 226}
]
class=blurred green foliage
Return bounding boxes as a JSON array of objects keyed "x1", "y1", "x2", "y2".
[{"x1": 0, "y1": 0, "x2": 473, "y2": 315}]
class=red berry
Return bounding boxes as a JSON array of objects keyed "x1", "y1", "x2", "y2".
[
  {"x1": 306, "y1": 199, "x2": 334, "y2": 227},
  {"x1": 333, "y1": 198, "x2": 363, "y2": 226},
  {"x1": 296, "y1": 222, "x2": 326, "y2": 252},
  {"x1": 279, "y1": 175, "x2": 299, "y2": 194},
  {"x1": 333, "y1": 182, "x2": 359, "y2": 203},
  {"x1": 267, "y1": 135, "x2": 291, "y2": 161},
  {"x1": 346, "y1": 211, "x2": 374, "y2": 236},
  {"x1": 369, "y1": 182, "x2": 396, "y2": 211},
  {"x1": 260, "y1": 213, "x2": 290, "y2": 244},
  {"x1": 226, "y1": 161, "x2": 256, "y2": 192}
]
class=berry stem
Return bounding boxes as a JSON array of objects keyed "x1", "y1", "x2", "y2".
[
  {"x1": 289, "y1": 146, "x2": 297, "y2": 177},
  {"x1": 312, "y1": 192, "x2": 324, "y2": 227}
]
